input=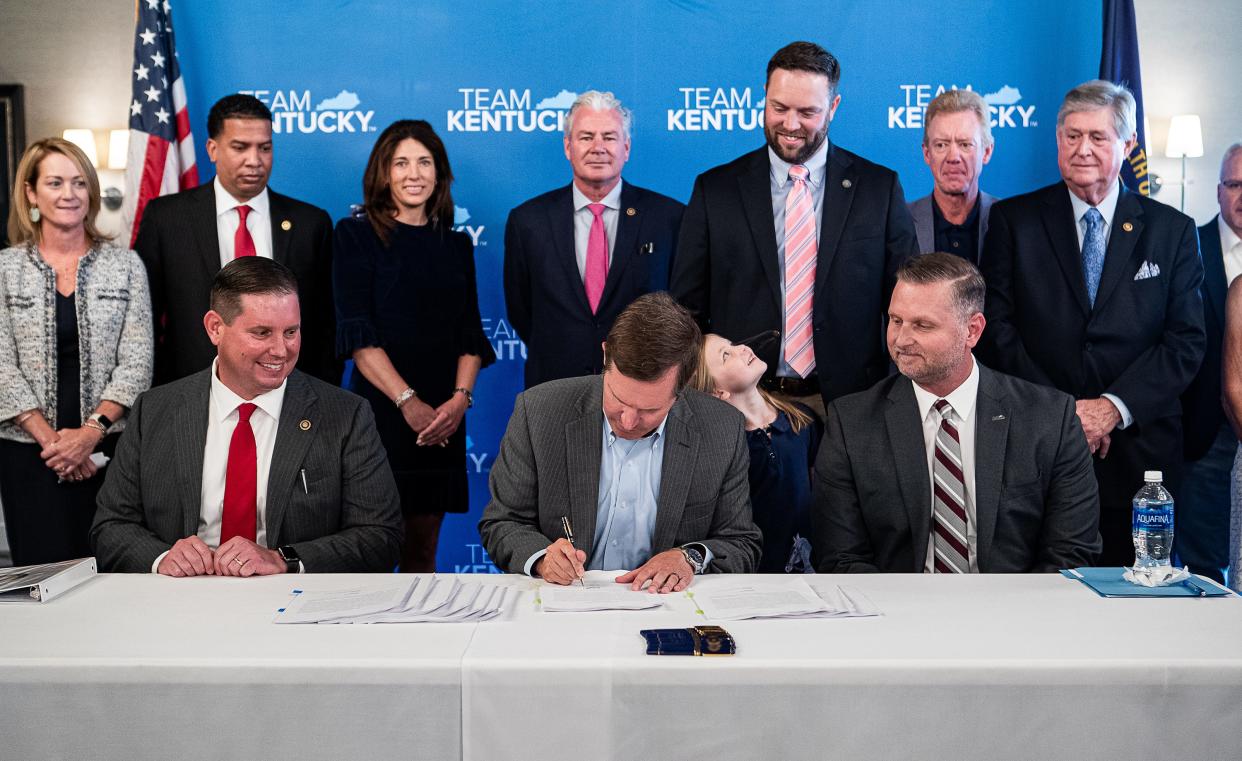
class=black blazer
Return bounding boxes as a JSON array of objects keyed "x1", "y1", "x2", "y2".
[
  {"x1": 671, "y1": 144, "x2": 918, "y2": 405},
  {"x1": 503, "y1": 181, "x2": 683, "y2": 388},
  {"x1": 813, "y1": 365, "x2": 1102, "y2": 573},
  {"x1": 979, "y1": 181, "x2": 1205, "y2": 509},
  {"x1": 1181, "y1": 216, "x2": 1229, "y2": 461},
  {"x1": 134, "y1": 182, "x2": 339, "y2": 386}
]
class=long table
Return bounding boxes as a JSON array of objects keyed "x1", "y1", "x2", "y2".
[{"x1": 3, "y1": 573, "x2": 1241, "y2": 760}]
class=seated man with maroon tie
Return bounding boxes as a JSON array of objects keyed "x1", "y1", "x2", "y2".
[
  {"x1": 812, "y1": 253, "x2": 1101, "y2": 573},
  {"x1": 91, "y1": 257, "x2": 402, "y2": 575}
]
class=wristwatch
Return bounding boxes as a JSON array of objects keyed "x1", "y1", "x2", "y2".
[
  {"x1": 277, "y1": 545, "x2": 300, "y2": 574},
  {"x1": 87, "y1": 412, "x2": 113, "y2": 431},
  {"x1": 679, "y1": 544, "x2": 706, "y2": 575}
]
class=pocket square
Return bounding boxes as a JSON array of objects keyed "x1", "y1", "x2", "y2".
[{"x1": 1134, "y1": 261, "x2": 1161, "y2": 280}]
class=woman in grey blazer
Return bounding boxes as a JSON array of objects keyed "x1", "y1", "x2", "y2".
[{"x1": 0, "y1": 137, "x2": 152, "y2": 565}]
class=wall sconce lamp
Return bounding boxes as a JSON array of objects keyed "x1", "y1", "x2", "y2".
[{"x1": 1164, "y1": 114, "x2": 1204, "y2": 212}]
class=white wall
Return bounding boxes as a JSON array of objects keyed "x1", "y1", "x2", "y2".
[{"x1": 1136, "y1": 0, "x2": 1242, "y2": 225}]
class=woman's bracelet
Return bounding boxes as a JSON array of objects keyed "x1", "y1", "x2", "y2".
[
  {"x1": 394, "y1": 387, "x2": 417, "y2": 408},
  {"x1": 453, "y1": 387, "x2": 474, "y2": 408}
]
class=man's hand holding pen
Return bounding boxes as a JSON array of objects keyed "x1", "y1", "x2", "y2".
[{"x1": 533, "y1": 538, "x2": 587, "y2": 585}]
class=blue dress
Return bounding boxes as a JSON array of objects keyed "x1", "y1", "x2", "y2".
[
  {"x1": 333, "y1": 216, "x2": 495, "y2": 514},
  {"x1": 745, "y1": 406, "x2": 821, "y2": 572}
]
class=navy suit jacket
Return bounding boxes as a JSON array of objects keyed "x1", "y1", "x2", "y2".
[
  {"x1": 979, "y1": 181, "x2": 1204, "y2": 510},
  {"x1": 813, "y1": 364, "x2": 1101, "y2": 573},
  {"x1": 504, "y1": 181, "x2": 683, "y2": 388},
  {"x1": 1181, "y1": 216, "x2": 1229, "y2": 461},
  {"x1": 671, "y1": 143, "x2": 918, "y2": 405}
]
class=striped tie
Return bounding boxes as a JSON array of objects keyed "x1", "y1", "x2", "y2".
[
  {"x1": 783, "y1": 165, "x2": 817, "y2": 378},
  {"x1": 931, "y1": 399, "x2": 969, "y2": 574}
]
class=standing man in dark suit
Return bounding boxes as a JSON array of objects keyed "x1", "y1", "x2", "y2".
[
  {"x1": 1178, "y1": 143, "x2": 1242, "y2": 582},
  {"x1": 135, "y1": 94, "x2": 338, "y2": 387},
  {"x1": 908, "y1": 89, "x2": 997, "y2": 263},
  {"x1": 479, "y1": 293, "x2": 762, "y2": 592},
  {"x1": 672, "y1": 41, "x2": 918, "y2": 417},
  {"x1": 979, "y1": 80, "x2": 1204, "y2": 566},
  {"x1": 814, "y1": 253, "x2": 1101, "y2": 573},
  {"x1": 504, "y1": 90, "x2": 683, "y2": 388},
  {"x1": 91, "y1": 258, "x2": 402, "y2": 575}
]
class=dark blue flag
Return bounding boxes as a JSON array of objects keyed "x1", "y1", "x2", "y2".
[{"x1": 1100, "y1": 0, "x2": 1150, "y2": 194}]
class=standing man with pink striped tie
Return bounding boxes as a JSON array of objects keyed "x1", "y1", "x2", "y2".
[
  {"x1": 504, "y1": 91, "x2": 684, "y2": 389},
  {"x1": 673, "y1": 41, "x2": 919, "y2": 418}
]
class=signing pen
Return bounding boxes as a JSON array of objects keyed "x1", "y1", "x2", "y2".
[
  {"x1": 300, "y1": 468, "x2": 308, "y2": 494},
  {"x1": 561, "y1": 516, "x2": 585, "y2": 588}
]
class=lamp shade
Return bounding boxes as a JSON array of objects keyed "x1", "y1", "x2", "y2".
[
  {"x1": 1165, "y1": 114, "x2": 1204, "y2": 159},
  {"x1": 62, "y1": 129, "x2": 99, "y2": 168},
  {"x1": 107, "y1": 129, "x2": 130, "y2": 170}
]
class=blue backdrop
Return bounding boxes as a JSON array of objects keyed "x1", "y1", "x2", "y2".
[{"x1": 171, "y1": 0, "x2": 1103, "y2": 571}]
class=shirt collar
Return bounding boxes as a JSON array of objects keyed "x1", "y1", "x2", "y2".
[
  {"x1": 572, "y1": 178, "x2": 624, "y2": 212},
  {"x1": 1067, "y1": 179, "x2": 1121, "y2": 230},
  {"x1": 214, "y1": 176, "x2": 270, "y2": 220},
  {"x1": 1221, "y1": 215, "x2": 1242, "y2": 253},
  {"x1": 931, "y1": 195, "x2": 981, "y2": 230},
  {"x1": 768, "y1": 139, "x2": 829, "y2": 189},
  {"x1": 911, "y1": 356, "x2": 980, "y2": 424},
  {"x1": 209, "y1": 357, "x2": 288, "y2": 424},
  {"x1": 602, "y1": 406, "x2": 670, "y2": 447}
]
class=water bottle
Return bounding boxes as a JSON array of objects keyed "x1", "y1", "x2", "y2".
[{"x1": 1131, "y1": 470, "x2": 1174, "y2": 569}]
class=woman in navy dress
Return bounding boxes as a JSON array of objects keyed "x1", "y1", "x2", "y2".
[
  {"x1": 333, "y1": 120, "x2": 495, "y2": 572},
  {"x1": 691, "y1": 333, "x2": 820, "y2": 572}
]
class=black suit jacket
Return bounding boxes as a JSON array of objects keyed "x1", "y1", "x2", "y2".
[
  {"x1": 672, "y1": 143, "x2": 918, "y2": 405},
  {"x1": 979, "y1": 181, "x2": 1205, "y2": 510},
  {"x1": 813, "y1": 364, "x2": 1102, "y2": 573},
  {"x1": 1181, "y1": 216, "x2": 1229, "y2": 460},
  {"x1": 90, "y1": 369, "x2": 403, "y2": 573},
  {"x1": 504, "y1": 181, "x2": 683, "y2": 388},
  {"x1": 134, "y1": 182, "x2": 339, "y2": 386}
]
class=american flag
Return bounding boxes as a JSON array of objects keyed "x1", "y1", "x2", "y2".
[{"x1": 121, "y1": 0, "x2": 199, "y2": 246}]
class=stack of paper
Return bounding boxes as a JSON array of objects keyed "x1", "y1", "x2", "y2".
[
  {"x1": 273, "y1": 577, "x2": 516, "y2": 624},
  {"x1": 688, "y1": 578, "x2": 881, "y2": 621},
  {"x1": 540, "y1": 570, "x2": 665, "y2": 612}
]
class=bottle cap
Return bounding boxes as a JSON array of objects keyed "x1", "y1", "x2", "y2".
[{"x1": 1144, "y1": 470, "x2": 1163, "y2": 481}]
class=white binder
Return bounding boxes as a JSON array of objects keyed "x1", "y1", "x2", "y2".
[{"x1": 0, "y1": 557, "x2": 97, "y2": 602}]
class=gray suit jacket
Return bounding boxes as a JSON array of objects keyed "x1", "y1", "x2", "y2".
[
  {"x1": 478, "y1": 376, "x2": 762, "y2": 574},
  {"x1": 90, "y1": 369, "x2": 403, "y2": 572},
  {"x1": 908, "y1": 191, "x2": 996, "y2": 261},
  {"x1": 813, "y1": 363, "x2": 1101, "y2": 573}
]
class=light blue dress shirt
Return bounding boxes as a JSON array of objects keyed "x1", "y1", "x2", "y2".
[
  {"x1": 768, "y1": 141, "x2": 828, "y2": 377},
  {"x1": 589, "y1": 413, "x2": 668, "y2": 571}
]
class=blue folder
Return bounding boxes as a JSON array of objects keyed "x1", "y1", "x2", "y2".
[{"x1": 1061, "y1": 567, "x2": 1233, "y2": 598}]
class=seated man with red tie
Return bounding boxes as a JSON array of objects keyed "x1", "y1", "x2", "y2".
[
  {"x1": 812, "y1": 253, "x2": 1101, "y2": 573},
  {"x1": 91, "y1": 257, "x2": 402, "y2": 575}
]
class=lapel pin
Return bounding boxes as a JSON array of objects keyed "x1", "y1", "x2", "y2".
[
  {"x1": 626, "y1": 207, "x2": 636, "y2": 216},
  {"x1": 991, "y1": 414, "x2": 1006, "y2": 421},
  {"x1": 1122, "y1": 221, "x2": 1133, "y2": 232},
  {"x1": 281, "y1": 220, "x2": 292, "y2": 231},
  {"x1": 841, "y1": 179, "x2": 853, "y2": 189},
  {"x1": 299, "y1": 419, "x2": 312, "y2": 431}
]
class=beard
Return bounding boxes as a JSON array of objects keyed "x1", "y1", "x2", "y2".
[{"x1": 765, "y1": 120, "x2": 829, "y2": 165}]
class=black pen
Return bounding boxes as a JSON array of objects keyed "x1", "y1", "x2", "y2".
[{"x1": 561, "y1": 516, "x2": 585, "y2": 588}]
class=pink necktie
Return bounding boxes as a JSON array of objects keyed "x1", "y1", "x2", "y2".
[
  {"x1": 234, "y1": 205, "x2": 257, "y2": 259},
  {"x1": 783, "y1": 165, "x2": 817, "y2": 377},
  {"x1": 584, "y1": 203, "x2": 608, "y2": 314}
]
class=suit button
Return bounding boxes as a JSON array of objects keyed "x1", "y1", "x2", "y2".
[{"x1": 1084, "y1": 342, "x2": 1093, "y2": 352}]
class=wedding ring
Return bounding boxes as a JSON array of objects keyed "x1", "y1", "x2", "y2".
[{"x1": 233, "y1": 557, "x2": 245, "y2": 566}]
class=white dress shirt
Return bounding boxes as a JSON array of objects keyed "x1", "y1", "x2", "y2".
[
  {"x1": 571, "y1": 179, "x2": 623, "y2": 280},
  {"x1": 1067, "y1": 181, "x2": 1132, "y2": 429},
  {"x1": 911, "y1": 360, "x2": 980, "y2": 573},
  {"x1": 1221, "y1": 216, "x2": 1242, "y2": 286},
  {"x1": 214, "y1": 177, "x2": 273, "y2": 266},
  {"x1": 150, "y1": 359, "x2": 289, "y2": 572}
]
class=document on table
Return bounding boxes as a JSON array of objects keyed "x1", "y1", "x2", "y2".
[
  {"x1": 540, "y1": 570, "x2": 665, "y2": 612},
  {"x1": 273, "y1": 577, "x2": 516, "y2": 624},
  {"x1": 689, "y1": 578, "x2": 881, "y2": 621}
]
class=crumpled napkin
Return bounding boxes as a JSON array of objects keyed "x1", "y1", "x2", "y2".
[{"x1": 1123, "y1": 565, "x2": 1191, "y2": 587}]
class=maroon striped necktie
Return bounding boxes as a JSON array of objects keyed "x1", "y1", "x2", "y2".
[{"x1": 931, "y1": 399, "x2": 969, "y2": 573}]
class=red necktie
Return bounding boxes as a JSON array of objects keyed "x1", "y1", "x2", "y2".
[
  {"x1": 234, "y1": 205, "x2": 257, "y2": 259},
  {"x1": 220, "y1": 403, "x2": 258, "y2": 544},
  {"x1": 584, "y1": 203, "x2": 608, "y2": 313}
]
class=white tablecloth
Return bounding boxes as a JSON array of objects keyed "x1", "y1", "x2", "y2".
[{"x1": 3, "y1": 572, "x2": 1241, "y2": 760}]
